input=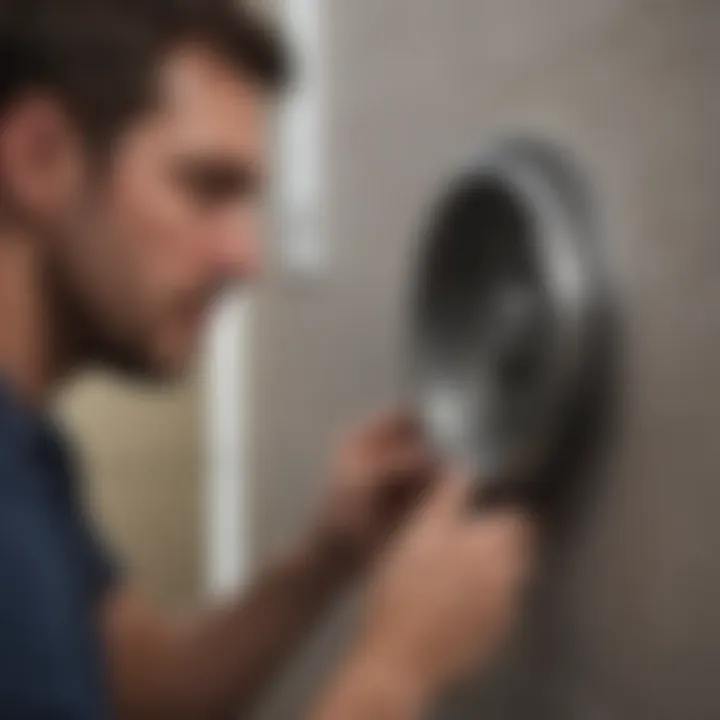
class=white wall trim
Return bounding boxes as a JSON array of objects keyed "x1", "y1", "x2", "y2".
[
  {"x1": 203, "y1": 0, "x2": 325, "y2": 597},
  {"x1": 278, "y1": 0, "x2": 327, "y2": 277},
  {"x1": 203, "y1": 294, "x2": 254, "y2": 596}
]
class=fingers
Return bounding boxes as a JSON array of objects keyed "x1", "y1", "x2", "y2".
[
  {"x1": 417, "y1": 468, "x2": 472, "y2": 524},
  {"x1": 471, "y1": 509, "x2": 537, "y2": 549},
  {"x1": 335, "y1": 410, "x2": 429, "y2": 476},
  {"x1": 465, "y1": 510, "x2": 537, "y2": 568},
  {"x1": 378, "y1": 443, "x2": 435, "y2": 478},
  {"x1": 410, "y1": 471, "x2": 538, "y2": 573},
  {"x1": 357, "y1": 408, "x2": 426, "y2": 451},
  {"x1": 465, "y1": 510, "x2": 539, "y2": 592},
  {"x1": 356, "y1": 409, "x2": 437, "y2": 492}
]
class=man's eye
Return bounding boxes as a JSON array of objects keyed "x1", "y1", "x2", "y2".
[{"x1": 175, "y1": 164, "x2": 260, "y2": 205}]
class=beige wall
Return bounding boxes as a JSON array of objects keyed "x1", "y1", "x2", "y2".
[
  {"x1": 252, "y1": 1, "x2": 720, "y2": 718},
  {"x1": 61, "y1": 374, "x2": 202, "y2": 607}
]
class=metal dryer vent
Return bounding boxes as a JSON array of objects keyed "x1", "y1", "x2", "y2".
[{"x1": 411, "y1": 137, "x2": 618, "y2": 501}]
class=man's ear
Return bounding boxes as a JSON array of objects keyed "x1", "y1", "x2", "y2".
[{"x1": 0, "y1": 95, "x2": 86, "y2": 225}]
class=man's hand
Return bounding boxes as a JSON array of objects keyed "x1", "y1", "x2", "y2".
[
  {"x1": 104, "y1": 410, "x2": 440, "y2": 720},
  {"x1": 103, "y1": 417, "x2": 534, "y2": 720},
  {"x1": 312, "y1": 472, "x2": 537, "y2": 719},
  {"x1": 362, "y1": 472, "x2": 535, "y2": 691},
  {"x1": 315, "y1": 410, "x2": 437, "y2": 573}
]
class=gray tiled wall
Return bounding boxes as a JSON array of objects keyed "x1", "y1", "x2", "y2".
[{"x1": 252, "y1": 2, "x2": 720, "y2": 717}]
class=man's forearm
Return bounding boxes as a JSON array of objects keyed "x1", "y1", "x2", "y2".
[
  {"x1": 310, "y1": 648, "x2": 429, "y2": 720},
  {"x1": 181, "y1": 527, "x2": 352, "y2": 714},
  {"x1": 108, "y1": 527, "x2": 353, "y2": 720}
]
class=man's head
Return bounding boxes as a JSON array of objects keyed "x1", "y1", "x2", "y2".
[{"x1": 0, "y1": 0, "x2": 289, "y2": 379}]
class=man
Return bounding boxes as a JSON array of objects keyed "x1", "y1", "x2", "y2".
[{"x1": 0, "y1": 1, "x2": 537, "y2": 718}]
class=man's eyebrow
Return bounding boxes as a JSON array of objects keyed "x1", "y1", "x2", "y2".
[{"x1": 172, "y1": 155, "x2": 265, "y2": 194}]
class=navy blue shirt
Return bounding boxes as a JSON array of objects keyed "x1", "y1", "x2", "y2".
[{"x1": 0, "y1": 385, "x2": 118, "y2": 719}]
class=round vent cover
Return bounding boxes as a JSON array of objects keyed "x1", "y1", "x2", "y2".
[{"x1": 411, "y1": 137, "x2": 613, "y2": 490}]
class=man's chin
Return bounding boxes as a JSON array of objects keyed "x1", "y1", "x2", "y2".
[
  {"x1": 142, "y1": 351, "x2": 197, "y2": 385},
  {"x1": 95, "y1": 345, "x2": 196, "y2": 387}
]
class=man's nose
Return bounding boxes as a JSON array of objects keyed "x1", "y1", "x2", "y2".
[{"x1": 216, "y1": 224, "x2": 265, "y2": 282}]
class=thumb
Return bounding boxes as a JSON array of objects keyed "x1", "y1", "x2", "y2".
[
  {"x1": 467, "y1": 510, "x2": 538, "y2": 580},
  {"x1": 420, "y1": 468, "x2": 472, "y2": 523}
]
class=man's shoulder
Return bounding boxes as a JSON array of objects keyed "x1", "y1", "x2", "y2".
[{"x1": 0, "y1": 457, "x2": 109, "y2": 719}]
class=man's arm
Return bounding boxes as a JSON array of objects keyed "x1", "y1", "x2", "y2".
[
  {"x1": 100, "y1": 414, "x2": 535, "y2": 720},
  {"x1": 310, "y1": 479, "x2": 536, "y2": 720},
  {"x1": 308, "y1": 649, "x2": 427, "y2": 720},
  {"x1": 102, "y1": 526, "x2": 350, "y2": 720},
  {"x1": 103, "y1": 411, "x2": 435, "y2": 720},
  {"x1": 104, "y1": 479, "x2": 535, "y2": 720}
]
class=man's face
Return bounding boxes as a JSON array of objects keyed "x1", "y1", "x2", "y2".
[{"x1": 49, "y1": 47, "x2": 270, "y2": 378}]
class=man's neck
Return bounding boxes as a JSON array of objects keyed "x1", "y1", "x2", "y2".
[{"x1": 0, "y1": 230, "x2": 78, "y2": 409}]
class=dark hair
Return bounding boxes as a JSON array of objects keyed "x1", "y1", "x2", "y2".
[{"x1": 0, "y1": 0, "x2": 291, "y2": 148}]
